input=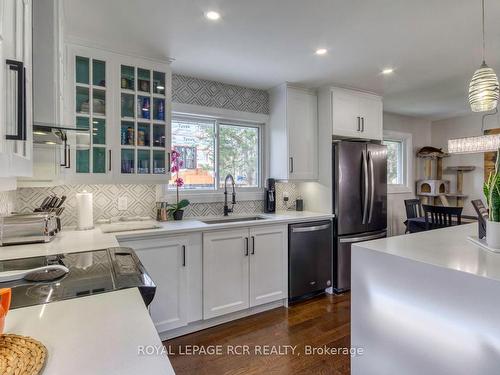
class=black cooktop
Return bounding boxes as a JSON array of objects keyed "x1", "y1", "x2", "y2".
[{"x1": 0, "y1": 247, "x2": 156, "y2": 309}]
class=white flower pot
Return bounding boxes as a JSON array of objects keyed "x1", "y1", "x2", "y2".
[{"x1": 486, "y1": 220, "x2": 500, "y2": 249}]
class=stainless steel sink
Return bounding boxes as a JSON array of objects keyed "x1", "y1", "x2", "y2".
[{"x1": 201, "y1": 216, "x2": 267, "y2": 224}]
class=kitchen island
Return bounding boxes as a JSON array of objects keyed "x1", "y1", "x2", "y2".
[{"x1": 351, "y1": 223, "x2": 500, "y2": 375}]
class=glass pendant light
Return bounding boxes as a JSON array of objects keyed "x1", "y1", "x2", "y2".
[{"x1": 469, "y1": 0, "x2": 499, "y2": 112}]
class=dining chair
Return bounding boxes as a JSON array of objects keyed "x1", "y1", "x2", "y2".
[
  {"x1": 404, "y1": 199, "x2": 423, "y2": 233},
  {"x1": 422, "y1": 205, "x2": 463, "y2": 230}
]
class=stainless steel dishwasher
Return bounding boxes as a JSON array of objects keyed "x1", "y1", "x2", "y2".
[{"x1": 288, "y1": 220, "x2": 332, "y2": 303}]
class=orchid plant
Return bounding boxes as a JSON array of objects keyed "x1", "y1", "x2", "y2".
[{"x1": 168, "y1": 150, "x2": 189, "y2": 219}]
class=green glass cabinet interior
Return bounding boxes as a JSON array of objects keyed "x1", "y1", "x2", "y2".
[
  {"x1": 75, "y1": 55, "x2": 107, "y2": 174},
  {"x1": 119, "y1": 64, "x2": 168, "y2": 176}
]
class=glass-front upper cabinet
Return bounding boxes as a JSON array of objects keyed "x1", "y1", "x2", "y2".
[
  {"x1": 74, "y1": 55, "x2": 108, "y2": 175},
  {"x1": 120, "y1": 64, "x2": 169, "y2": 176}
]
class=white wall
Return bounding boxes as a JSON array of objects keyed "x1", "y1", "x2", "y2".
[
  {"x1": 431, "y1": 112, "x2": 500, "y2": 216},
  {"x1": 383, "y1": 113, "x2": 432, "y2": 235}
]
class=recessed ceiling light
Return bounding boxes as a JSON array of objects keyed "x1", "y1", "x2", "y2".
[
  {"x1": 315, "y1": 48, "x2": 327, "y2": 56},
  {"x1": 205, "y1": 11, "x2": 221, "y2": 20},
  {"x1": 382, "y1": 68, "x2": 394, "y2": 75}
]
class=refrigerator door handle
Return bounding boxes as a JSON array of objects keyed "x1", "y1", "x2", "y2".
[
  {"x1": 362, "y1": 151, "x2": 369, "y2": 224},
  {"x1": 368, "y1": 151, "x2": 375, "y2": 223},
  {"x1": 339, "y1": 231, "x2": 387, "y2": 243}
]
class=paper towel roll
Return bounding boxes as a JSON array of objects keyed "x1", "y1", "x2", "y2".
[{"x1": 76, "y1": 191, "x2": 93, "y2": 230}]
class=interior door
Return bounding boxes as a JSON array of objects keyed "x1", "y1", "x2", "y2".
[
  {"x1": 366, "y1": 143, "x2": 387, "y2": 232},
  {"x1": 335, "y1": 141, "x2": 367, "y2": 235}
]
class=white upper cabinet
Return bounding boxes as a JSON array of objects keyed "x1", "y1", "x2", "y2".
[
  {"x1": 0, "y1": 0, "x2": 33, "y2": 179},
  {"x1": 269, "y1": 83, "x2": 318, "y2": 181},
  {"x1": 320, "y1": 87, "x2": 383, "y2": 140}
]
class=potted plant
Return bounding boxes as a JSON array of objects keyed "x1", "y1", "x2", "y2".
[
  {"x1": 484, "y1": 149, "x2": 500, "y2": 248},
  {"x1": 168, "y1": 150, "x2": 190, "y2": 220}
]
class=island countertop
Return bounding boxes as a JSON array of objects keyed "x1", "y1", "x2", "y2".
[
  {"x1": 5, "y1": 288, "x2": 174, "y2": 375},
  {"x1": 353, "y1": 222, "x2": 500, "y2": 282}
]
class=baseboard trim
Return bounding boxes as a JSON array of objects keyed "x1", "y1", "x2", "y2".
[{"x1": 159, "y1": 299, "x2": 286, "y2": 341}]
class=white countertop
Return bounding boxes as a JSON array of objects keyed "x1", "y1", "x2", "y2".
[
  {"x1": 5, "y1": 288, "x2": 174, "y2": 375},
  {"x1": 0, "y1": 210, "x2": 333, "y2": 261},
  {"x1": 354, "y1": 223, "x2": 500, "y2": 283}
]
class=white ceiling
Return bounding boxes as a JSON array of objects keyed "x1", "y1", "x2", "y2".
[{"x1": 63, "y1": 0, "x2": 500, "y2": 120}]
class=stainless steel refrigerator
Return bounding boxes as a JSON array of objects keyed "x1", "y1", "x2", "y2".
[{"x1": 332, "y1": 140, "x2": 387, "y2": 292}]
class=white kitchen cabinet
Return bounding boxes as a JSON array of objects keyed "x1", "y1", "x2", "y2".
[
  {"x1": 203, "y1": 228, "x2": 250, "y2": 319},
  {"x1": 0, "y1": 0, "x2": 33, "y2": 179},
  {"x1": 269, "y1": 83, "x2": 318, "y2": 181},
  {"x1": 203, "y1": 225, "x2": 287, "y2": 319},
  {"x1": 249, "y1": 225, "x2": 287, "y2": 307},
  {"x1": 119, "y1": 233, "x2": 202, "y2": 333},
  {"x1": 320, "y1": 87, "x2": 383, "y2": 140}
]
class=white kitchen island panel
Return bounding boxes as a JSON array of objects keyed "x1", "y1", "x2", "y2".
[{"x1": 352, "y1": 224, "x2": 500, "y2": 375}]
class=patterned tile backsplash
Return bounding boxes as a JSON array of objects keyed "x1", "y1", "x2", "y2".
[
  {"x1": 0, "y1": 191, "x2": 16, "y2": 216},
  {"x1": 275, "y1": 182, "x2": 302, "y2": 211},
  {"x1": 16, "y1": 185, "x2": 157, "y2": 227},
  {"x1": 172, "y1": 74, "x2": 269, "y2": 114},
  {"x1": 15, "y1": 185, "x2": 269, "y2": 227}
]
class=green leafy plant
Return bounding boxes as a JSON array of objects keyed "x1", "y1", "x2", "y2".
[
  {"x1": 167, "y1": 199, "x2": 190, "y2": 217},
  {"x1": 484, "y1": 149, "x2": 500, "y2": 221}
]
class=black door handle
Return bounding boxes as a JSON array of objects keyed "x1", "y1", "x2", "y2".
[{"x1": 5, "y1": 60, "x2": 26, "y2": 141}]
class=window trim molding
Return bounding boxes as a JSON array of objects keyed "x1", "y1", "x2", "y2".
[
  {"x1": 160, "y1": 104, "x2": 268, "y2": 202},
  {"x1": 383, "y1": 130, "x2": 413, "y2": 194}
]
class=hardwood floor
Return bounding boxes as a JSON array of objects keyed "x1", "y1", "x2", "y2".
[{"x1": 164, "y1": 293, "x2": 351, "y2": 375}]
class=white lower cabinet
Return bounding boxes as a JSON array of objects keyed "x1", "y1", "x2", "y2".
[
  {"x1": 203, "y1": 225, "x2": 287, "y2": 319},
  {"x1": 119, "y1": 233, "x2": 202, "y2": 333},
  {"x1": 203, "y1": 228, "x2": 250, "y2": 319},
  {"x1": 249, "y1": 225, "x2": 287, "y2": 307}
]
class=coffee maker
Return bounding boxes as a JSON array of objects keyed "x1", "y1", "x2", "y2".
[{"x1": 265, "y1": 178, "x2": 276, "y2": 213}]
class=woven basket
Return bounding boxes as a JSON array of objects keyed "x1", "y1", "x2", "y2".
[{"x1": 0, "y1": 334, "x2": 47, "y2": 375}]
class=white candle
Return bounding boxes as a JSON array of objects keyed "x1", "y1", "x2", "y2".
[{"x1": 76, "y1": 191, "x2": 93, "y2": 230}]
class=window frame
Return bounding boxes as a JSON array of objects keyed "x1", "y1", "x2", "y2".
[
  {"x1": 383, "y1": 130, "x2": 413, "y2": 194},
  {"x1": 168, "y1": 113, "x2": 264, "y2": 197}
]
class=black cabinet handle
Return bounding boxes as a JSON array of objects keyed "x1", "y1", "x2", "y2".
[
  {"x1": 108, "y1": 150, "x2": 112, "y2": 171},
  {"x1": 251, "y1": 236, "x2": 255, "y2": 255},
  {"x1": 244, "y1": 237, "x2": 249, "y2": 256},
  {"x1": 66, "y1": 144, "x2": 71, "y2": 169},
  {"x1": 182, "y1": 245, "x2": 186, "y2": 267},
  {"x1": 289, "y1": 157, "x2": 294, "y2": 174},
  {"x1": 5, "y1": 60, "x2": 26, "y2": 141},
  {"x1": 167, "y1": 152, "x2": 171, "y2": 174}
]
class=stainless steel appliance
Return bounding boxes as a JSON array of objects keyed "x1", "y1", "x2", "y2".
[
  {"x1": 265, "y1": 178, "x2": 276, "y2": 213},
  {"x1": 0, "y1": 247, "x2": 156, "y2": 309},
  {"x1": 333, "y1": 140, "x2": 387, "y2": 292},
  {"x1": 0, "y1": 213, "x2": 59, "y2": 246},
  {"x1": 288, "y1": 220, "x2": 332, "y2": 302}
]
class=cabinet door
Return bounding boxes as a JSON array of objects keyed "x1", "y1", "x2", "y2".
[
  {"x1": 249, "y1": 225, "x2": 287, "y2": 307},
  {"x1": 2, "y1": 0, "x2": 33, "y2": 177},
  {"x1": 331, "y1": 89, "x2": 361, "y2": 138},
  {"x1": 358, "y1": 95, "x2": 383, "y2": 140},
  {"x1": 128, "y1": 237, "x2": 188, "y2": 333},
  {"x1": 287, "y1": 88, "x2": 318, "y2": 180},
  {"x1": 203, "y1": 229, "x2": 249, "y2": 319}
]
